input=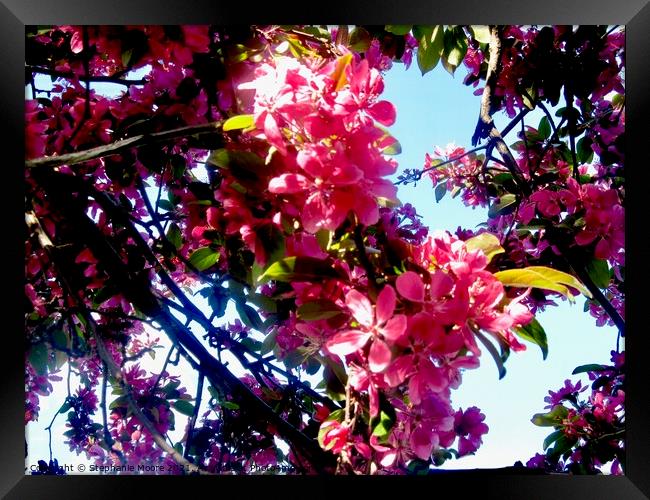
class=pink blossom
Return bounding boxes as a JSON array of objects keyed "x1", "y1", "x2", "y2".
[
  {"x1": 320, "y1": 420, "x2": 350, "y2": 454},
  {"x1": 326, "y1": 285, "x2": 407, "y2": 373}
]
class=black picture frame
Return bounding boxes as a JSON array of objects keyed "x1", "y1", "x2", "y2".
[{"x1": 3, "y1": 1, "x2": 648, "y2": 498}]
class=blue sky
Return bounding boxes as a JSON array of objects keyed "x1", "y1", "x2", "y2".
[{"x1": 26, "y1": 54, "x2": 620, "y2": 473}]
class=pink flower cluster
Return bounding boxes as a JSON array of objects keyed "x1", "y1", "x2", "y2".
[
  {"x1": 520, "y1": 178, "x2": 624, "y2": 264},
  {"x1": 316, "y1": 231, "x2": 532, "y2": 467},
  {"x1": 527, "y1": 350, "x2": 625, "y2": 475},
  {"x1": 241, "y1": 54, "x2": 399, "y2": 233},
  {"x1": 425, "y1": 144, "x2": 489, "y2": 208}
]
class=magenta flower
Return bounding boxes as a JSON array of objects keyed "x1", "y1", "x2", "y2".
[
  {"x1": 320, "y1": 420, "x2": 350, "y2": 454},
  {"x1": 454, "y1": 406, "x2": 489, "y2": 456},
  {"x1": 544, "y1": 379, "x2": 587, "y2": 409},
  {"x1": 326, "y1": 285, "x2": 407, "y2": 373}
]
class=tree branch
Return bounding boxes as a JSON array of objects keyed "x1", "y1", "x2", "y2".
[
  {"x1": 25, "y1": 121, "x2": 223, "y2": 169},
  {"x1": 472, "y1": 26, "x2": 531, "y2": 197},
  {"x1": 35, "y1": 170, "x2": 336, "y2": 472},
  {"x1": 27, "y1": 65, "x2": 146, "y2": 86}
]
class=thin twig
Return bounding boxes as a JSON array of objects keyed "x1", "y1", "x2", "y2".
[{"x1": 184, "y1": 373, "x2": 204, "y2": 461}]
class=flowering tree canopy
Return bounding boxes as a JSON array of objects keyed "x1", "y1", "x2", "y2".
[{"x1": 25, "y1": 24, "x2": 624, "y2": 475}]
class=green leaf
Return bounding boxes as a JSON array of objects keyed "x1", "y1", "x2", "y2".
[
  {"x1": 492, "y1": 172, "x2": 514, "y2": 185},
  {"x1": 299, "y1": 26, "x2": 331, "y2": 41},
  {"x1": 50, "y1": 329, "x2": 69, "y2": 351},
  {"x1": 173, "y1": 400, "x2": 195, "y2": 417},
  {"x1": 283, "y1": 349, "x2": 306, "y2": 370},
  {"x1": 166, "y1": 222, "x2": 183, "y2": 250},
  {"x1": 188, "y1": 246, "x2": 219, "y2": 271},
  {"x1": 513, "y1": 317, "x2": 548, "y2": 360},
  {"x1": 470, "y1": 25, "x2": 491, "y2": 43},
  {"x1": 316, "y1": 229, "x2": 332, "y2": 252},
  {"x1": 28, "y1": 343, "x2": 49, "y2": 376},
  {"x1": 223, "y1": 114, "x2": 255, "y2": 132},
  {"x1": 305, "y1": 356, "x2": 322, "y2": 375},
  {"x1": 207, "y1": 385, "x2": 221, "y2": 400},
  {"x1": 434, "y1": 183, "x2": 446, "y2": 203},
  {"x1": 464, "y1": 232, "x2": 505, "y2": 263},
  {"x1": 121, "y1": 48, "x2": 134, "y2": 67},
  {"x1": 548, "y1": 434, "x2": 577, "y2": 461},
  {"x1": 475, "y1": 331, "x2": 506, "y2": 379},
  {"x1": 109, "y1": 395, "x2": 129, "y2": 410},
  {"x1": 576, "y1": 137, "x2": 594, "y2": 164},
  {"x1": 161, "y1": 380, "x2": 181, "y2": 397},
  {"x1": 522, "y1": 85, "x2": 538, "y2": 110},
  {"x1": 157, "y1": 199, "x2": 175, "y2": 212},
  {"x1": 543, "y1": 429, "x2": 564, "y2": 450},
  {"x1": 488, "y1": 193, "x2": 517, "y2": 218},
  {"x1": 572, "y1": 363, "x2": 610, "y2": 375},
  {"x1": 349, "y1": 27, "x2": 371, "y2": 52},
  {"x1": 221, "y1": 401, "x2": 240, "y2": 410},
  {"x1": 297, "y1": 300, "x2": 344, "y2": 321},
  {"x1": 256, "y1": 223, "x2": 286, "y2": 267},
  {"x1": 260, "y1": 328, "x2": 278, "y2": 355},
  {"x1": 494, "y1": 266, "x2": 592, "y2": 300},
  {"x1": 258, "y1": 256, "x2": 341, "y2": 283},
  {"x1": 235, "y1": 302, "x2": 264, "y2": 331},
  {"x1": 207, "y1": 149, "x2": 265, "y2": 184},
  {"x1": 414, "y1": 25, "x2": 444, "y2": 75},
  {"x1": 538, "y1": 116, "x2": 552, "y2": 140},
  {"x1": 59, "y1": 399, "x2": 73, "y2": 414},
  {"x1": 446, "y1": 28, "x2": 468, "y2": 67},
  {"x1": 407, "y1": 459, "x2": 431, "y2": 475},
  {"x1": 531, "y1": 404, "x2": 569, "y2": 427},
  {"x1": 371, "y1": 410, "x2": 396, "y2": 439},
  {"x1": 385, "y1": 25, "x2": 413, "y2": 36},
  {"x1": 585, "y1": 258, "x2": 610, "y2": 289}
]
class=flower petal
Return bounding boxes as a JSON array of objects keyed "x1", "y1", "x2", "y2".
[
  {"x1": 346, "y1": 289, "x2": 374, "y2": 327},
  {"x1": 368, "y1": 338, "x2": 392, "y2": 373},
  {"x1": 368, "y1": 100, "x2": 396, "y2": 126},
  {"x1": 268, "y1": 173, "x2": 309, "y2": 194},
  {"x1": 410, "y1": 424, "x2": 438, "y2": 460},
  {"x1": 396, "y1": 271, "x2": 425, "y2": 302},
  {"x1": 381, "y1": 314, "x2": 408, "y2": 345},
  {"x1": 383, "y1": 354, "x2": 415, "y2": 387},
  {"x1": 375, "y1": 285, "x2": 396, "y2": 325},
  {"x1": 429, "y1": 271, "x2": 454, "y2": 299},
  {"x1": 326, "y1": 329, "x2": 371, "y2": 357}
]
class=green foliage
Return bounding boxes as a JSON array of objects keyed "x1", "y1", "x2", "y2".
[
  {"x1": 371, "y1": 408, "x2": 396, "y2": 441},
  {"x1": 166, "y1": 222, "x2": 183, "y2": 250},
  {"x1": 470, "y1": 25, "x2": 490, "y2": 44},
  {"x1": 223, "y1": 114, "x2": 255, "y2": 132},
  {"x1": 28, "y1": 343, "x2": 49, "y2": 376},
  {"x1": 413, "y1": 25, "x2": 444, "y2": 75},
  {"x1": 585, "y1": 258, "x2": 610, "y2": 289},
  {"x1": 258, "y1": 256, "x2": 342, "y2": 283},
  {"x1": 531, "y1": 404, "x2": 569, "y2": 427},
  {"x1": 571, "y1": 363, "x2": 610, "y2": 375},
  {"x1": 172, "y1": 399, "x2": 195, "y2": 417},
  {"x1": 297, "y1": 300, "x2": 344, "y2": 321},
  {"x1": 494, "y1": 266, "x2": 592, "y2": 301},
  {"x1": 513, "y1": 318, "x2": 549, "y2": 360},
  {"x1": 188, "y1": 246, "x2": 220, "y2": 271},
  {"x1": 488, "y1": 193, "x2": 517, "y2": 218},
  {"x1": 385, "y1": 25, "x2": 413, "y2": 36},
  {"x1": 464, "y1": 232, "x2": 505, "y2": 263}
]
